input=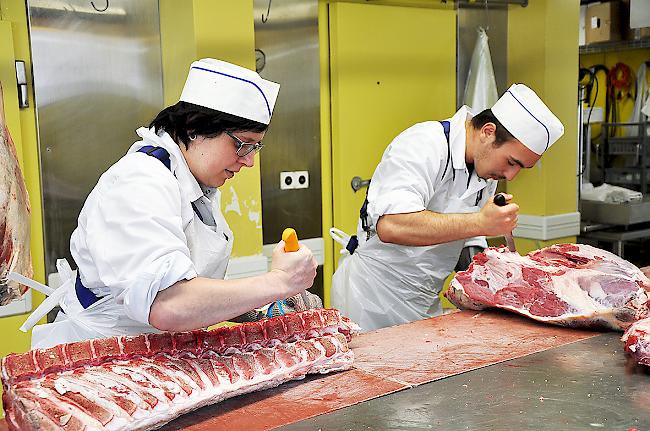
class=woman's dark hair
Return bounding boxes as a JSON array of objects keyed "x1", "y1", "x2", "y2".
[
  {"x1": 149, "y1": 101, "x2": 268, "y2": 148},
  {"x1": 470, "y1": 109, "x2": 515, "y2": 145}
]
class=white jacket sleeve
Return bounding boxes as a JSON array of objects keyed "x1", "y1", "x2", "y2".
[
  {"x1": 367, "y1": 123, "x2": 445, "y2": 223},
  {"x1": 77, "y1": 156, "x2": 197, "y2": 325}
]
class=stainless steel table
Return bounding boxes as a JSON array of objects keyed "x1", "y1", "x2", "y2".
[{"x1": 277, "y1": 333, "x2": 650, "y2": 431}]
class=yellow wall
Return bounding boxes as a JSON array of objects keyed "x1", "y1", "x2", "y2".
[
  {"x1": 321, "y1": 0, "x2": 456, "y2": 306},
  {"x1": 159, "y1": 0, "x2": 262, "y2": 258},
  {"x1": 507, "y1": 0, "x2": 580, "y2": 253}
]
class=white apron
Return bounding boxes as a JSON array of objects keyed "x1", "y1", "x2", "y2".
[
  {"x1": 26, "y1": 189, "x2": 233, "y2": 349},
  {"x1": 331, "y1": 195, "x2": 478, "y2": 332}
]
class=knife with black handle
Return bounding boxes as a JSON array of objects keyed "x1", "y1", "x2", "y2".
[{"x1": 493, "y1": 193, "x2": 517, "y2": 253}]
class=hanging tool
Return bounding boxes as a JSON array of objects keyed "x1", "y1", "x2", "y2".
[{"x1": 493, "y1": 193, "x2": 517, "y2": 253}]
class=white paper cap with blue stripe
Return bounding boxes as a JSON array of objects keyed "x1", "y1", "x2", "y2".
[
  {"x1": 179, "y1": 58, "x2": 280, "y2": 125},
  {"x1": 491, "y1": 83, "x2": 564, "y2": 155}
]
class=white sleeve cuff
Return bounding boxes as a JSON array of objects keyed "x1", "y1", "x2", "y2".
[
  {"x1": 110, "y1": 251, "x2": 197, "y2": 326},
  {"x1": 368, "y1": 190, "x2": 426, "y2": 223},
  {"x1": 464, "y1": 236, "x2": 488, "y2": 249}
]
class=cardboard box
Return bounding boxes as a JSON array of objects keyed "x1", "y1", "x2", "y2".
[{"x1": 586, "y1": 1, "x2": 621, "y2": 44}]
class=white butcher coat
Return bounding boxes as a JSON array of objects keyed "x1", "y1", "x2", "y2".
[
  {"x1": 27, "y1": 127, "x2": 233, "y2": 348},
  {"x1": 331, "y1": 106, "x2": 497, "y2": 331}
]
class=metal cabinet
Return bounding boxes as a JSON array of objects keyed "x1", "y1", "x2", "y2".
[{"x1": 600, "y1": 121, "x2": 650, "y2": 193}]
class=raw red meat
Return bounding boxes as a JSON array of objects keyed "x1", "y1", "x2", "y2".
[
  {"x1": 446, "y1": 244, "x2": 650, "y2": 330},
  {"x1": 622, "y1": 317, "x2": 650, "y2": 366},
  {"x1": 0, "y1": 83, "x2": 32, "y2": 305},
  {"x1": 1, "y1": 309, "x2": 359, "y2": 431}
]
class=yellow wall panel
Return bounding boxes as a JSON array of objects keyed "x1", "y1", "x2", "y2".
[
  {"x1": 159, "y1": 0, "x2": 262, "y2": 257},
  {"x1": 159, "y1": 0, "x2": 196, "y2": 107},
  {"x1": 507, "y1": 0, "x2": 579, "y2": 227},
  {"x1": 329, "y1": 2, "x2": 456, "y2": 238}
]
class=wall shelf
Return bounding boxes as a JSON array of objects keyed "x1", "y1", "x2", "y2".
[{"x1": 579, "y1": 38, "x2": 650, "y2": 54}]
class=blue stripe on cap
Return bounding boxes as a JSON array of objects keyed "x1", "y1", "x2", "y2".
[
  {"x1": 506, "y1": 89, "x2": 550, "y2": 152},
  {"x1": 191, "y1": 66, "x2": 272, "y2": 119}
]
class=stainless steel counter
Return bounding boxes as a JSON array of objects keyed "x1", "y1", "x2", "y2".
[
  {"x1": 580, "y1": 196, "x2": 650, "y2": 226},
  {"x1": 277, "y1": 333, "x2": 650, "y2": 430}
]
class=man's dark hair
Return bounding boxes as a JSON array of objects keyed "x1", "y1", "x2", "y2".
[
  {"x1": 149, "y1": 101, "x2": 267, "y2": 148},
  {"x1": 470, "y1": 109, "x2": 515, "y2": 145}
]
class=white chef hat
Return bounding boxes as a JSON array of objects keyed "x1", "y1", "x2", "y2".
[
  {"x1": 491, "y1": 84, "x2": 564, "y2": 155},
  {"x1": 179, "y1": 58, "x2": 280, "y2": 125}
]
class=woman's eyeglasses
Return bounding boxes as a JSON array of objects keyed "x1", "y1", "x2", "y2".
[{"x1": 225, "y1": 131, "x2": 264, "y2": 157}]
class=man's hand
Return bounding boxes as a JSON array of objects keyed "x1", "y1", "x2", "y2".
[
  {"x1": 477, "y1": 193, "x2": 519, "y2": 237},
  {"x1": 269, "y1": 241, "x2": 317, "y2": 297}
]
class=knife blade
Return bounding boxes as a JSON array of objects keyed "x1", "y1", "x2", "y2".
[{"x1": 493, "y1": 193, "x2": 517, "y2": 253}]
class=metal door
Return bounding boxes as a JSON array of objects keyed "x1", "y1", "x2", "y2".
[
  {"x1": 27, "y1": 0, "x2": 163, "y2": 276},
  {"x1": 254, "y1": 0, "x2": 321, "y2": 244},
  {"x1": 329, "y1": 2, "x2": 457, "y2": 245}
]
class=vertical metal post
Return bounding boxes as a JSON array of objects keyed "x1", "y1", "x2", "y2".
[
  {"x1": 577, "y1": 85, "x2": 584, "y2": 205},
  {"x1": 601, "y1": 123, "x2": 607, "y2": 184},
  {"x1": 613, "y1": 240, "x2": 624, "y2": 258},
  {"x1": 639, "y1": 121, "x2": 648, "y2": 194}
]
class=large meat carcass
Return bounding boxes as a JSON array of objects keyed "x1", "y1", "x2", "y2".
[
  {"x1": 0, "y1": 82, "x2": 32, "y2": 305},
  {"x1": 1, "y1": 309, "x2": 359, "y2": 431},
  {"x1": 446, "y1": 244, "x2": 650, "y2": 330}
]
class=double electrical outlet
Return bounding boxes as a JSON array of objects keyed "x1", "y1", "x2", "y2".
[{"x1": 280, "y1": 171, "x2": 309, "y2": 190}]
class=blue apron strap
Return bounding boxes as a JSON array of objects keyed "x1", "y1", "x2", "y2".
[
  {"x1": 346, "y1": 235, "x2": 359, "y2": 255},
  {"x1": 75, "y1": 272, "x2": 102, "y2": 309},
  {"x1": 439, "y1": 120, "x2": 453, "y2": 181},
  {"x1": 138, "y1": 145, "x2": 171, "y2": 170},
  {"x1": 138, "y1": 145, "x2": 207, "y2": 223}
]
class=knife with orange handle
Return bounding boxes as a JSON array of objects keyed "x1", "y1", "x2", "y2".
[
  {"x1": 282, "y1": 228, "x2": 300, "y2": 252},
  {"x1": 282, "y1": 228, "x2": 312, "y2": 310}
]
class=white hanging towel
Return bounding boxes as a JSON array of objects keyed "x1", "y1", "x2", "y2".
[
  {"x1": 624, "y1": 63, "x2": 650, "y2": 136},
  {"x1": 463, "y1": 27, "x2": 498, "y2": 112}
]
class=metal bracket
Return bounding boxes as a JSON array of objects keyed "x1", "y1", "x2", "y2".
[
  {"x1": 15, "y1": 61, "x2": 28, "y2": 109},
  {"x1": 351, "y1": 176, "x2": 370, "y2": 193}
]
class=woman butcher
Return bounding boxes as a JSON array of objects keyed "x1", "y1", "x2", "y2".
[{"x1": 26, "y1": 58, "x2": 318, "y2": 349}]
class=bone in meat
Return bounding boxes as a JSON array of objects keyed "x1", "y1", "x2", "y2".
[{"x1": 2, "y1": 309, "x2": 359, "y2": 431}]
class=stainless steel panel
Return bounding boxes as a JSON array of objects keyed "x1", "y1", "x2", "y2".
[
  {"x1": 28, "y1": 0, "x2": 163, "y2": 275},
  {"x1": 457, "y1": 4, "x2": 508, "y2": 109},
  {"x1": 580, "y1": 196, "x2": 650, "y2": 225},
  {"x1": 253, "y1": 0, "x2": 321, "y2": 244},
  {"x1": 278, "y1": 333, "x2": 650, "y2": 431}
]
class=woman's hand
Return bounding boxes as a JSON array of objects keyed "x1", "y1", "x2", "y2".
[{"x1": 269, "y1": 241, "x2": 317, "y2": 297}]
